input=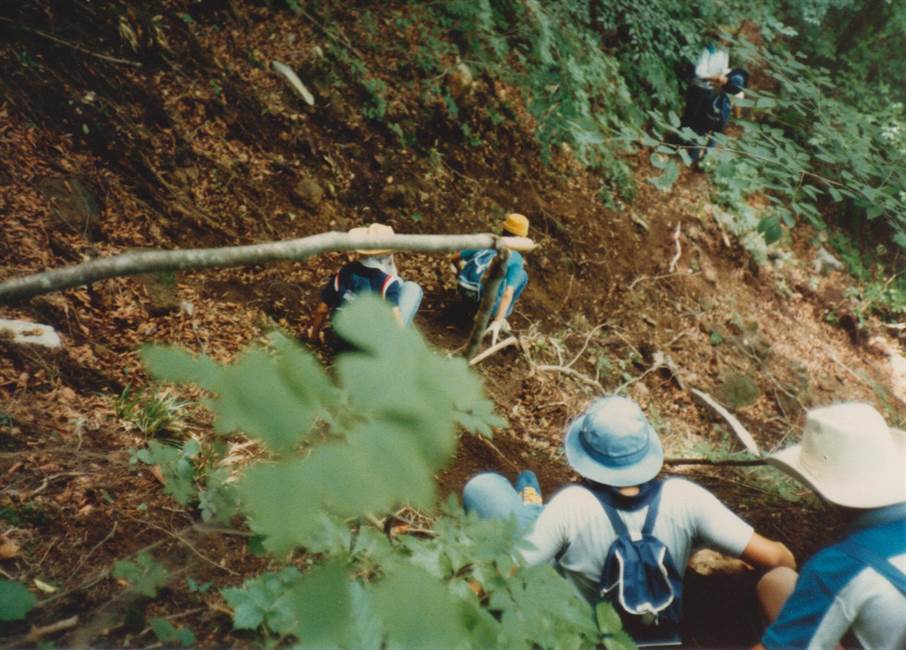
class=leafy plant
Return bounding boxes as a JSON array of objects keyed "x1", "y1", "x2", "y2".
[
  {"x1": 150, "y1": 618, "x2": 196, "y2": 647},
  {"x1": 115, "y1": 385, "x2": 188, "y2": 436},
  {"x1": 0, "y1": 579, "x2": 37, "y2": 622},
  {"x1": 140, "y1": 298, "x2": 623, "y2": 648},
  {"x1": 112, "y1": 553, "x2": 170, "y2": 598},
  {"x1": 130, "y1": 440, "x2": 200, "y2": 506}
]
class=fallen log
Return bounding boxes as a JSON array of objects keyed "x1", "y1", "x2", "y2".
[{"x1": 0, "y1": 232, "x2": 535, "y2": 304}]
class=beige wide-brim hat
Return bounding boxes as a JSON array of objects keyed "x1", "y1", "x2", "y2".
[
  {"x1": 349, "y1": 223, "x2": 395, "y2": 255},
  {"x1": 767, "y1": 402, "x2": 906, "y2": 509}
]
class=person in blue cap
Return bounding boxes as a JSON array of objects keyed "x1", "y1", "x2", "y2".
[
  {"x1": 680, "y1": 47, "x2": 748, "y2": 164},
  {"x1": 463, "y1": 395, "x2": 794, "y2": 643}
]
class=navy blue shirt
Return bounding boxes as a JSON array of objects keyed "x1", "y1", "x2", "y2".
[{"x1": 320, "y1": 261, "x2": 401, "y2": 310}]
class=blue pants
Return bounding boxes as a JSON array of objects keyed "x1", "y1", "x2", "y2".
[
  {"x1": 398, "y1": 281, "x2": 423, "y2": 326},
  {"x1": 462, "y1": 472, "x2": 543, "y2": 530}
]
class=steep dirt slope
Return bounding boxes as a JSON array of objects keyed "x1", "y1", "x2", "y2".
[{"x1": 1, "y1": 2, "x2": 903, "y2": 647}]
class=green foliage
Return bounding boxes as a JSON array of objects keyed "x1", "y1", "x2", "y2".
[
  {"x1": 115, "y1": 385, "x2": 188, "y2": 436},
  {"x1": 130, "y1": 439, "x2": 200, "y2": 505},
  {"x1": 0, "y1": 579, "x2": 37, "y2": 622},
  {"x1": 150, "y1": 618, "x2": 196, "y2": 647},
  {"x1": 143, "y1": 298, "x2": 621, "y2": 648},
  {"x1": 112, "y1": 553, "x2": 170, "y2": 597}
]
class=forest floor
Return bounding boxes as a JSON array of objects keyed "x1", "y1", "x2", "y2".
[{"x1": 1, "y1": 2, "x2": 904, "y2": 648}]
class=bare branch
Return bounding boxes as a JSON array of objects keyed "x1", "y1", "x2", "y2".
[
  {"x1": 0, "y1": 231, "x2": 535, "y2": 304},
  {"x1": 469, "y1": 336, "x2": 518, "y2": 366}
]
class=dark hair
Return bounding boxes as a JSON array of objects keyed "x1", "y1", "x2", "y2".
[{"x1": 723, "y1": 68, "x2": 748, "y2": 95}]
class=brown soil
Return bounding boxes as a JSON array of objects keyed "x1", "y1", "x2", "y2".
[{"x1": 0, "y1": 2, "x2": 902, "y2": 647}]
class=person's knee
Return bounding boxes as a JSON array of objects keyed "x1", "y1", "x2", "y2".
[
  {"x1": 757, "y1": 566, "x2": 798, "y2": 622},
  {"x1": 403, "y1": 281, "x2": 423, "y2": 299},
  {"x1": 462, "y1": 472, "x2": 510, "y2": 512}
]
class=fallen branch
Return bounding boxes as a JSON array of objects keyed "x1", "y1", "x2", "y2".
[
  {"x1": 0, "y1": 231, "x2": 535, "y2": 304},
  {"x1": 272, "y1": 60, "x2": 315, "y2": 106},
  {"x1": 469, "y1": 336, "x2": 518, "y2": 366},
  {"x1": 690, "y1": 388, "x2": 762, "y2": 456},
  {"x1": 0, "y1": 615, "x2": 79, "y2": 650},
  {"x1": 664, "y1": 457, "x2": 765, "y2": 467}
]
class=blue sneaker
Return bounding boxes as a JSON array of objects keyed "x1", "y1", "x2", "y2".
[{"x1": 514, "y1": 470, "x2": 543, "y2": 505}]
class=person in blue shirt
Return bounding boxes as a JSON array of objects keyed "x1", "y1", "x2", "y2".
[
  {"x1": 307, "y1": 223, "x2": 423, "y2": 341},
  {"x1": 756, "y1": 402, "x2": 906, "y2": 650},
  {"x1": 452, "y1": 213, "x2": 530, "y2": 345}
]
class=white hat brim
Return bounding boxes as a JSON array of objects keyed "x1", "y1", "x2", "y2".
[{"x1": 767, "y1": 427, "x2": 906, "y2": 508}]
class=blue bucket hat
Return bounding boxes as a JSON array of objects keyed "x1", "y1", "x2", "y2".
[{"x1": 564, "y1": 396, "x2": 664, "y2": 486}]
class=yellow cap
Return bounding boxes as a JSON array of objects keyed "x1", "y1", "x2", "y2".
[
  {"x1": 502, "y1": 213, "x2": 529, "y2": 237},
  {"x1": 349, "y1": 223, "x2": 395, "y2": 255}
]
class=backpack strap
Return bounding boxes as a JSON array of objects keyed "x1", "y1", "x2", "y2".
[
  {"x1": 591, "y1": 482, "x2": 664, "y2": 540},
  {"x1": 596, "y1": 494, "x2": 630, "y2": 538},
  {"x1": 835, "y1": 521, "x2": 906, "y2": 595},
  {"x1": 640, "y1": 483, "x2": 664, "y2": 537}
]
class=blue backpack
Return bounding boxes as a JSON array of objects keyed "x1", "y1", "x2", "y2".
[
  {"x1": 457, "y1": 249, "x2": 498, "y2": 299},
  {"x1": 592, "y1": 482, "x2": 684, "y2": 646}
]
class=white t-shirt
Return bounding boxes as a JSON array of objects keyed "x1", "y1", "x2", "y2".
[{"x1": 520, "y1": 478, "x2": 755, "y2": 602}]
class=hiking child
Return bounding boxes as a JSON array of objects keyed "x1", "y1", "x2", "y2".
[
  {"x1": 452, "y1": 213, "x2": 530, "y2": 345},
  {"x1": 463, "y1": 395, "x2": 795, "y2": 646},
  {"x1": 307, "y1": 223, "x2": 423, "y2": 341},
  {"x1": 680, "y1": 46, "x2": 748, "y2": 163},
  {"x1": 755, "y1": 402, "x2": 906, "y2": 650}
]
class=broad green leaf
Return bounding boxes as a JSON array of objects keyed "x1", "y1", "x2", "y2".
[
  {"x1": 141, "y1": 346, "x2": 221, "y2": 391},
  {"x1": 222, "y1": 567, "x2": 302, "y2": 633},
  {"x1": 150, "y1": 618, "x2": 196, "y2": 647},
  {"x1": 213, "y1": 348, "x2": 319, "y2": 453},
  {"x1": 287, "y1": 561, "x2": 352, "y2": 647},
  {"x1": 755, "y1": 97, "x2": 776, "y2": 109},
  {"x1": 647, "y1": 161, "x2": 679, "y2": 192},
  {"x1": 112, "y1": 553, "x2": 169, "y2": 597},
  {"x1": 0, "y1": 579, "x2": 36, "y2": 621},
  {"x1": 373, "y1": 563, "x2": 470, "y2": 650},
  {"x1": 757, "y1": 216, "x2": 783, "y2": 245},
  {"x1": 596, "y1": 601, "x2": 622, "y2": 634}
]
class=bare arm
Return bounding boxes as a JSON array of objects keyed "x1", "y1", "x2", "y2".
[
  {"x1": 492, "y1": 285, "x2": 516, "y2": 323},
  {"x1": 306, "y1": 302, "x2": 330, "y2": 341},
  {"x1": 740, "y1": 532, "x2": 797, "y2": 571}
]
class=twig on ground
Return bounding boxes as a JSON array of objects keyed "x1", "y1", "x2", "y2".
[
  {"x1": 477, "y1": 435, "x2": 520, "y2": 470},
  {"x1": 668, "y1": 222, "x2": 683, "y2": 273},
  {"x1": 0, "y1": 17, "x2": 142, "y2": 68},
  {"x1": 70, "y1": 521, "x2": 118, "y2": 578},
  {"x1": 566, "y1": 323, "x2": 608, "y2": 369},
  {"x1": 469, "y1": 336, "x2": 518, "y2": 366},
  {"x1": 613, "y1": 352, "x2": 669, "y2": 395},
  {"x1": 537, "y1": 364, "x2": 607, "y2": 393},
  {"x1": 127, "y1": 517, "x2": 236, "y2": 576},
  {"x1": 0, "y1": 615, "x2": 79, "y2": 649}
]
